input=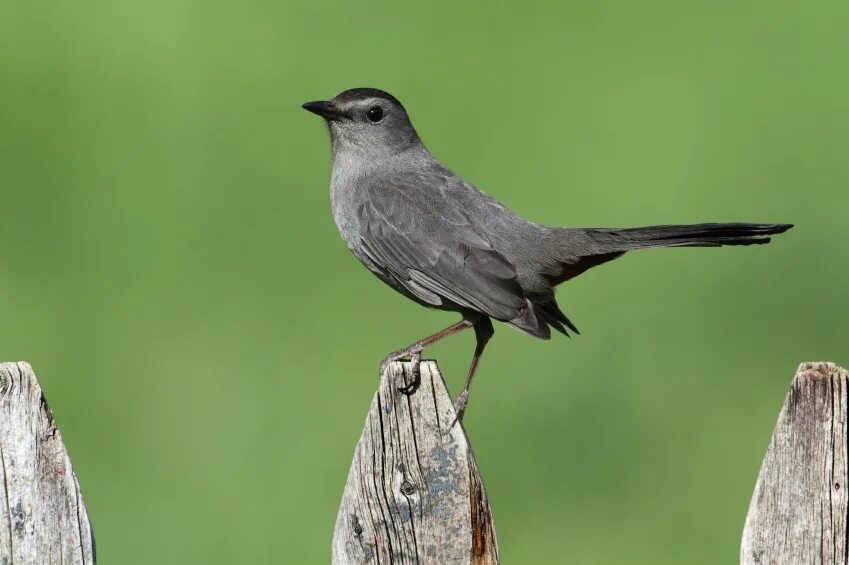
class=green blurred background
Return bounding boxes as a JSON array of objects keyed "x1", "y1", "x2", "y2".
[{"x1": 1, "y1": 0, "x2": 847, "y2": 563}]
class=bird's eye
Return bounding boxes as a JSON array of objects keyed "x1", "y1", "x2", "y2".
[{"x1": 367, "y1": 106, "x2": 384, "y2": 123}]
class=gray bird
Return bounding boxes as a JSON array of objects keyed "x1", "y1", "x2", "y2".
[{"x1": 303, "y1": 88, "x2": 791, "y2": 420}]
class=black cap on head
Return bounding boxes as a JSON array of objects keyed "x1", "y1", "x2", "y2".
[{"x1": 332, "y1": 88, "x2": 405, "y2": 109}]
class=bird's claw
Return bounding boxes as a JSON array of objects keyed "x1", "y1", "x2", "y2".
[
  {"x1": 379, "y1": 347, "x2": 423, "y2": 395},
  {"x1": 398, "y1": 380, "x2": 418, "y2": 395},
  {"x1": 398, "y1": 352, "x2": 422, "y2": 395}
]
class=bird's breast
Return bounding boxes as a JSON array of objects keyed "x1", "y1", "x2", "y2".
[{"x1": 330, "y1": 186, "x2": 360, "y2": 247}]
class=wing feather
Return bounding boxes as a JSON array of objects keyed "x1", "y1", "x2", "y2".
[{"x1": 357, "y1": 182, "x2": 526, "y2": 321}]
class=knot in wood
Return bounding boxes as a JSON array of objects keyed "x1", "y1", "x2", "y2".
[
  {"x1": 400, "y1": 480, "x2": 415, "y2": 496},
  {"x1": 350, "y1": 514, "x2": 363, "y2": 537}
]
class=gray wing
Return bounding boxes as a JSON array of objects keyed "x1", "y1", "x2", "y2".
[{"x1": 356, "y1": 180, "x2": 527, "y2": 322}]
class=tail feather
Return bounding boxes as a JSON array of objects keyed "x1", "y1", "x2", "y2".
[
  {"x1": 591, "y1": 222, "x2": 793, "y2": 250},
  {"x1": 535, "y1": 299, "x2": 579, "y2": 337},
  {"x1": 537, "y1": 222, "x2": 792, "y2": 339}
]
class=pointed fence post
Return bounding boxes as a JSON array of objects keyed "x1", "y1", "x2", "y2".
[
  {"x1": 332, "y1": 361, "x2": 498, "y2": 564},
  {"x1": 741, "y1": 362, "x2": 849, "y2": 564},
  {"x1": 0, "y1": 361, "x2": 95, "y2": 564}
]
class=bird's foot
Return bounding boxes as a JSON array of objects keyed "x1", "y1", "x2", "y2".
[
  {"x1": 379, "y1": 345, "x2": 419, "y2": 374},
  {"x1": 379, "y1": 345, "x2": 423, "y2": 395},
  {"x1": 450, "y1": 389, "x2": 470, "y2": 428},
  {"x1": 397, "y1": 352, "x2": 422, "y2": 396}
]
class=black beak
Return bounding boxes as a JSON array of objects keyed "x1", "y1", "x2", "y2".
[{"x1": 302, "y1": 100, "x2": 343, "y2": 120}]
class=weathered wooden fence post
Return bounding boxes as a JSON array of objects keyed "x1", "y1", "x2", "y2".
[
  {"x1": 741, "y1": 361, "x2": 849, "y2": 564},
  {"x1": 0, "y1": 361, "x2": 95, "y2": 564},
  {"x1": 333, "y1": 361, "x2": 498, "y2": 565}
]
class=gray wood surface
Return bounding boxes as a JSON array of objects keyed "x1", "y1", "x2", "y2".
[
  {"x1": 741, "y1": 361, "x2": 849, "y2": 565},
  {"x1": 0, "y1": 361, "x2": 95, "y2": 565},
  {"x1": 333, "y1": 361, "x2": 498, "y2": 564}
]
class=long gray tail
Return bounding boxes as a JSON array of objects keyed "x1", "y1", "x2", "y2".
[
  {"x1": 539, "y1": 222, "x2": 792, "y2": 337},
  {"x1": 548, "y1": 222, "x2": 793, "y2": 285},
  {"x1": 589, "y1": 222, "x2": 793, "y2": 250}
]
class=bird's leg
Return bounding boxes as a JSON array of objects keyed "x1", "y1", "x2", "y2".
[
  {"x1": 452, "y1": 317, "x2": 494, "y2": 425},
  {"x1": 379, "y1": 319, "x2": 474, "y2": 395}
]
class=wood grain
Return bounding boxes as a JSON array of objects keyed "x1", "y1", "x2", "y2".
[
  {"x1": 0, "y1": 362, "x2": 95, "y2": 565},
  {"x1": 741, "y1": 361, "x2": 849, "y2": 565},
  {"x1": 333, "y1": 361, "x2": 497, "y2": 564}
]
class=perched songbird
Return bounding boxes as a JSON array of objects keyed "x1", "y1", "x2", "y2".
[{"x1": 303, "y1": 88, "x2": 791, "y2": 420}]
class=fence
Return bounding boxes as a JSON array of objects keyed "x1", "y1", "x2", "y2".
[{"x1": 1, "y1": 360, "x2": 846, "y2": 564}]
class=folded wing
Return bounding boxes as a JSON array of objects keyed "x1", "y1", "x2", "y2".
[{"x1": 356, "y1": 183, "x2": 529, "y2": 324}]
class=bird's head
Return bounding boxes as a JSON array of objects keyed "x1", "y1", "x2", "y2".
[{"x1": 303, "y1": 88, "x2": 421, "y2": 158}]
